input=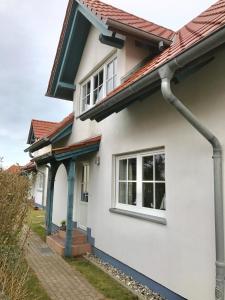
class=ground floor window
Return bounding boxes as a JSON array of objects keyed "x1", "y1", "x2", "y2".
[
  {"x1": 81, "y1": 163, "x2": 89, "y2": 203},
  {"x1": 116, "y1": 149, "x2": 166, "y2": 213}
]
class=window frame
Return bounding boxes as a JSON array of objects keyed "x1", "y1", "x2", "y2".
[
  {"x1": 80, "y1": 163, "x2": 89, "y2": 203},
  {"x1": 80, "y1": 55, "x2": 118, "y2": 114},
  {"x1": 114, "y1": 149, "x2": 166, "y2": 218}
]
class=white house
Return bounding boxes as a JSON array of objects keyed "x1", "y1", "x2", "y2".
[{"x1": 27, "y1": 0, "x2": 225, "y2": 299}]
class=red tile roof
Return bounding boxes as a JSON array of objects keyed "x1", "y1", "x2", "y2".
[
  {"x1": 32, "y1": 120, "x2": 58, "y2": 140},
  {"x1": 53, "y1": 135, "x2": 101, "y2": 154},
  {"x1": 6, "y1": 165, "x2": 22, "y2": 174},
  {"x1": 79, "y1": 0, "x2": 175, "y2": 41},
  {"x1": 47, "y1": 113, "x2": 74, "y2": 139},
  {"x1": 46, "y1": 0, "x2": 174, "y2": 96},
  {"x1": 21, "y1": 161, "x2": 36, "y2": 173},
  {"x1": 94, "y1": 0, "x2": 225, "y2": 105}
]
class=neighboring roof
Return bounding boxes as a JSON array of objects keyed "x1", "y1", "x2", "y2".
[
  {"x1": 21, "y1": 161, "x2": 36, "y2": 173},
  {"x1": 53, "y1": 135, "x2": 101, "y2": 154},
  {"x1": 78, "y1": 0, "x2": 174, "y2": 41},
  {"x1": 5, "y1": 165, "x2": 22, "y2": 174},
  {"x1": 32, "y1": 120, "x2": 58, "y2": 140},
  {"x1": 25, "y1": 113, "x2": 74, "y2": 153},
  {"x1": 80, "y1": 0, "x2": 225, "y2": 120},
  {"x1": 46, "y1": 0, "x2": 174, "y2": 101}
]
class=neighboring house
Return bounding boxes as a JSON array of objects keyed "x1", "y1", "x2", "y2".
[
  {"x1": 5, "y1": 164, "x2": 22, "y2": 174},
  {"x1": 25, "y1": 115, "x2": 74, "y2": 208},
  {"x1": 26, "y1": 0, "x2": 225, "y2": 299}
]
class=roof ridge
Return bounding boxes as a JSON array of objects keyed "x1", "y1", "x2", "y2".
[{"x1": 81, "y1": 0, "x2": 175, "y2": 33}]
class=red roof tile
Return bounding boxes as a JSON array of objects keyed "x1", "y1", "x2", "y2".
[
  {"x1": 47, "y1": 113, "x2": 74, "y2": 139},
  {"x1": 53, "y1": 135, "x2": 101, "y2": 154},
  {"x1": 21, "y1": 161, "x2": 36, "y2": 172},
  {"x1": 6, "y1": 165, "x2": 22, "y2": 174},
  {"x1": 32, "y1": 120, "x2": 58, "y2": 140},
  {"x1": 79, "y1": 0, "x2": 175, "y2": 41},
  {"x1": 95, "y1": 0, "x2": 225, "y2": 104}
]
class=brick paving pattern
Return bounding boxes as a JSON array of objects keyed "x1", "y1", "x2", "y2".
[{"x1": 26, "y1": 233, "x2": 105, "y2": 300}]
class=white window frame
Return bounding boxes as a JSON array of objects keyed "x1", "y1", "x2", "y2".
[
  {"x1": 80, "y1": 55, "x2": 118, "y2": 114},
  {"x1": 114, "y1": 149, "x2": 166, "y2": 218}
]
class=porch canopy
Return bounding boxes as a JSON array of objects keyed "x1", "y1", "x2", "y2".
[{"x1": 32, "y1": 135, "x2": 101, "y2": 257}]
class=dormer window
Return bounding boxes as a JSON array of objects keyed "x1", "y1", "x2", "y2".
[{"x1": 81, "y1": 56, "x2": 117, "y2": 113}]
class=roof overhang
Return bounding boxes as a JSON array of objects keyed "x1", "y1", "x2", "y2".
[
  {"x1": 32, "y1": 136, "x2": 101, "y2": 165},
  {"x1": 79, "y1": 26, "x2": 225, "y2": 122},
  {"x1": 46, "y1": 0, "x2": 125, "y2": 102}
]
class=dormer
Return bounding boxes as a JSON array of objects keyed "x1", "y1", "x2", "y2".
[{"x1": 46, "y1": 0, "x2": 174, "y2": 113}]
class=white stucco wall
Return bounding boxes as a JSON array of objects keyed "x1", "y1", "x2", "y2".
[
  {"x1": 52, "y1": 164, "x2": 68, "y2": 226},
  {"x1": 60, "y1": 24, "x2": 225, "y2": 299}
]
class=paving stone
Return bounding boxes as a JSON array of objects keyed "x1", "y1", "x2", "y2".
[{"x1": 25, "y1": 232, "x2": 105, "y2": 300}]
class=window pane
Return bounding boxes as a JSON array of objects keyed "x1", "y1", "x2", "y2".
[
  {"x1": 87, "y1": 81, "x2": 91, "y2": 94},
  {"x1": 119, "y1": 160, "x2": 127, "y2": 180},
  {"x1": 128, "y1": 182, "x2": 136, "y2": 206},
  {"x1": 98, "y1": 84, "x2": 104, "y2": 100},
  {"x1": 128, "y1": 158, "x2": 136, "y2": 180},
  {"x1": 82, "y1": 85, "x2": 86, "y2": 98},
  {"x1": 155, "y1": 154, "x2": 165, "y2": 181},
  {"x1": 94, "y1": 74, "x2": 98, "y2": 89},
  {"x1": 143, "y1": 182, "x2": 154, "y2": 208},
  {"x1": 99, "y1": 70, "x2": 104, "y2": 85},
  {"x1": 93, "y1": 89, "x2": 98, "y2": 104},
  {"x1": 119, "y1": 182, "x2": 127, "y2": 204},
  {"x1": 107, "y1": 78, "x2": 113, "y2": 94},
  {"x1": 155, "y1": 183, "x2": 165, "y2": 210},
  {"x1": 87, "y1": 95, "x2": 90, "y2": 105},
  {"x1": 143, "y1": 156, "x2": 153, "y2": 181},
  {"x1": 107, "y1": 61, "x2": 113, "y2": 79}
]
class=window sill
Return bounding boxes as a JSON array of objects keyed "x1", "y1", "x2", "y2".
[{"x1": 109, "y1": 208, "x2": 167, "y2": 225}]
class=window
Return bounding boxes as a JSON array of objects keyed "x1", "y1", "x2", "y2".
[
  {"x1": 81, "y1": 80, "x2": 91, "y2": 112},
  {"x1": 81, "y1": 164, "x2": 89, "y2": 203},
  {"x1": 80, "y1": 56, "x2": 117, "y2": 113},
  {"x1": 106, "y1": 57, "x2": 117, "y2": 94},
  {"x1": 38, "y1": 173, "x2": 43, "y2": 190},
  {"x1": 116, "y1": 150, "x2": 166, "y2": 214}
]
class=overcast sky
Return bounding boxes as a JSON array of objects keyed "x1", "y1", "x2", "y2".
[{"x1": 0, "y1": 0, "x2": 215, "y2": 168}]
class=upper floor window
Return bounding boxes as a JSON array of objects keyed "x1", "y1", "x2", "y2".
[{"x1": 81, "y1": 56, "x2": 117, "y2": 113}]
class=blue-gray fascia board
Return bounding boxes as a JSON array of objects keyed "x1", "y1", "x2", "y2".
[
  {"x1": 77, "y1": 5, "x2": 111, "y2": 37},
  {"x1": 54, "y1": 144, "x2": 99, "y2": 161},
  {"x1": 54, "y1": 6, "x2": 79, "y2": 97},
  {"x1": 50, "y1": 123, "x2": 73, "y2": 144},
  {"x1": 58, "y1": 81, "x2": 76, "y2": 91}
]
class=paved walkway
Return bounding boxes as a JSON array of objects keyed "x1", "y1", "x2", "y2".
[{"x1": 26, "y1": 232, "x2": 105, "y2": 300}]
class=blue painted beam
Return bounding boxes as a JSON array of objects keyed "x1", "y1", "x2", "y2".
[
  {"x1": 50, "y1": 123, "x2": 73, "y2": 144},
  {"x1": 77, "y1": 5, "x2": 111, "y2": 36},
  {"x1": 58, "y1": 81, "x2": 76, "y2": 91},
  {"x1": 54, "y1": 7, "x2": 79, "y2": 97},
  {"x1": 65, "y1": 159, "x2": 76, "y2": 257},
  {"x1": 54, "y1": 144, "x2": 100, "y2": 161},
  {"x1": 46, "y1": 164, "x2": 59, "y2": 235}
]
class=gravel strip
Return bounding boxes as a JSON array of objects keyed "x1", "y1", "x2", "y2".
[{"x1": 85, "y1": 253, "x2": 166, "y2": 300}]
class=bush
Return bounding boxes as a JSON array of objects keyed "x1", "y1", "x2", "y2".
[{"x1": 0, "y1": 171, "x2": 30, "y2": 300}]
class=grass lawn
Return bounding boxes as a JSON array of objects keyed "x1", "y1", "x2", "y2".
[
  {"x1": 29, "y1": 208, "x2": 46, "y2": 241},
  {"x1": 67, "y1": 257, "x2": 138, "y2": 300},
  {"x1": 25, "y1": 266, "x2": 51, "y2": 300}
]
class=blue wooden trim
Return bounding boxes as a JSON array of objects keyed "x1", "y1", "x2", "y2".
[
  {"x1": 77, "y1": 5, "x2": 110, "y2": 36},
  {"x1": 93, "y1": 247, "x2": 186, "y2": 300},
  {"x1": 50, "y1": 123, "x2": 73, "y2": 144},
  {"x1": 54, "y1": 7, "x2": 79, "y2": 97},
  {"x1": 65, "y1": 160, "x2": 76, "y2": 257},
  {"x1": 55, "y1": 144, "x2": 100, "y2": 161},
  {"x1": 87, "y1": 227, "x2": 95, "y2": 246},
  {"x1": 46, "y1": 163, "x2": 60, "y2": 235},
  {"x1": 58, "y1": 81, "x2": 76, "y2": 91}
]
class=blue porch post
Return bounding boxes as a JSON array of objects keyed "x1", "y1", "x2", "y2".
[
  {"x1": 65, "y1": 159, "x2": 76, "y2": 257},
  {"x1": 46, "y1": 163, "x2": 58, "y2": 235}
]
